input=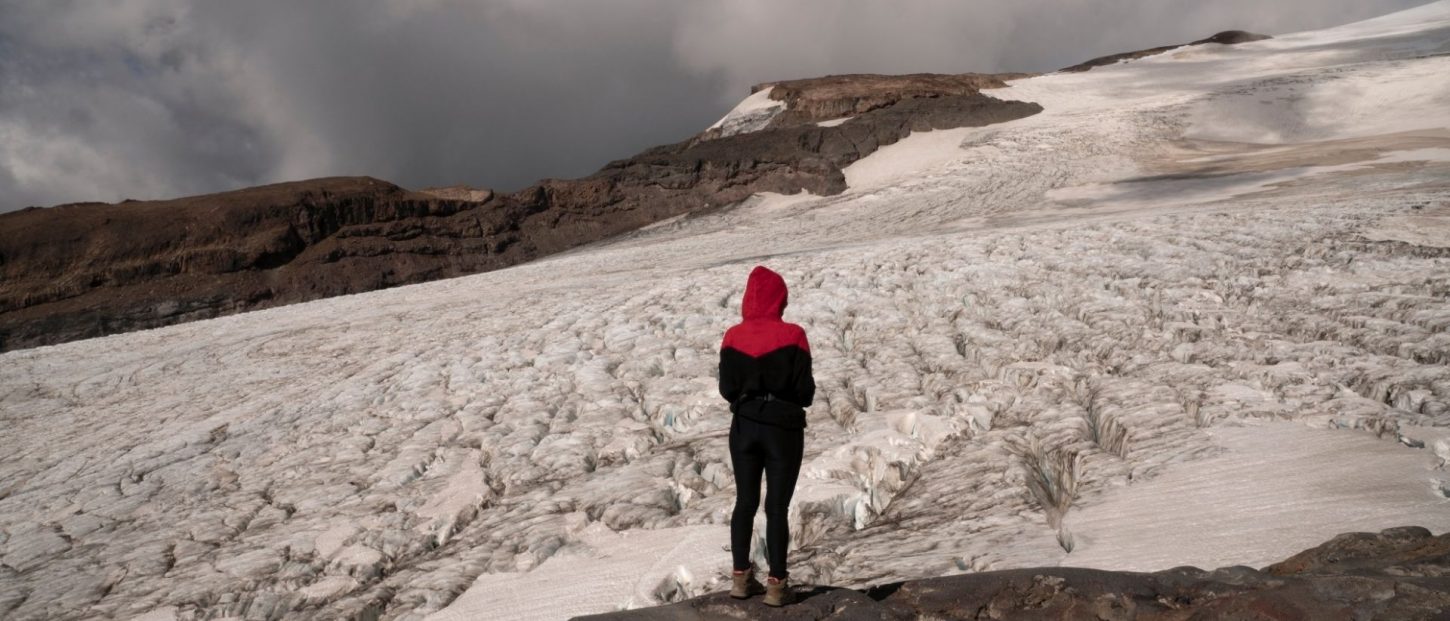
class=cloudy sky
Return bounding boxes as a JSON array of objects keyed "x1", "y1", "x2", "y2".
[{"x1": 0, "y1": 0, "x2": 1427, "y2": 211}]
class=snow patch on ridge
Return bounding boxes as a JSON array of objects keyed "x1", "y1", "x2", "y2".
[{"x1": 706, "y1": 87, "x2": 786, "y2": 138}]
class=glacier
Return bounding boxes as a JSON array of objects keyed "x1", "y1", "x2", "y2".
[{"x1": 3, "y1": 2, "x2": 1450, "y2": 620}]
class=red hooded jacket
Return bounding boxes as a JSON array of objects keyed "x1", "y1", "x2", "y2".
[{"x1": 719, "y1": 266, "x2": 815, "y2": 428}]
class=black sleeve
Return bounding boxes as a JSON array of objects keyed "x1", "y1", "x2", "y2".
[
  {"x1": 794, "y1": 347, "x2": 815, "y2": 408},
  {"x1": 719, "y1": 349, "x2": 743, "y2": 408}
]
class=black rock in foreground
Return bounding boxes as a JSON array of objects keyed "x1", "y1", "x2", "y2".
[{"x1": 574, "y1": 526, "x2": 1450, "y2": 620}]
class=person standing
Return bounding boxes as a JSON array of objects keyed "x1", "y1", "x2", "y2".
[{"x1": 718, "y1": 265, "x2": 815, "y2": 607}]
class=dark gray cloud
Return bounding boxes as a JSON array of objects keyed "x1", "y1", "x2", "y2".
[{"x1": 0, "y1": 0, "x2": 1427, "y2": 211}]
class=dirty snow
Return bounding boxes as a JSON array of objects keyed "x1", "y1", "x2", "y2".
[{"x1": 3, "y1": 3, "x2": 1450, "y2": 621}]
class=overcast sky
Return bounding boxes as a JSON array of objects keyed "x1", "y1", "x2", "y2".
[{"x1": 0, "y1": 0, "x2": 1427, "y2": 211}]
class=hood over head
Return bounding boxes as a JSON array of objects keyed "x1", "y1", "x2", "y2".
[{"x1": 741, "y1": 265, "x2": 788, "y2": 320}]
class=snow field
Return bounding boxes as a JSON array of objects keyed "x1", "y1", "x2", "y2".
[
  {"x1": 8, "y1": 185, "x2": 1446, "y2": 620},
  {"x1": 1064, "y1": 422, "x2": 1450, "y2": 573},
  {"x1": 780, "y1": 200, "x2": 1450, "y2": 587}
]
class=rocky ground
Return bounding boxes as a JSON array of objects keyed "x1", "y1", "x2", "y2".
[{"x1": 575, "y1": 527, "x2": 1450, "y2": 621}]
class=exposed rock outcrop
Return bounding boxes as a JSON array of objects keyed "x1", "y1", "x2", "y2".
[
  {"x1": 1061, "y1": 30, "x2": 1272, "y2": 73},
  {"x1": 701, "y1": 72, "x2": 1037, "y2": 138},
  {"x1": 575, "y1": 527, "x2": 1450, "y2": 621},
  {"x1": 0, "y1": 90, "x2": 1040, "y2": 351},
  {"x1": 0, "y1": 178, "x2": 507, "y2": 350},
  {"x1": 417, "y1": 185, "x2": 494, "y2": 202}
]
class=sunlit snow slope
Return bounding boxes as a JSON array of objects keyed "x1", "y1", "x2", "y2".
[{"x1": 4, "y1": 4, "x2": 1450, "y2": 621}]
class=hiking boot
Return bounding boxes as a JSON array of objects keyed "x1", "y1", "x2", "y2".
[
  {"x1": 730, "y1": 568, "x2": 765, "y2": 599},
  {"x1": 764, "y1": 576, "x2": 794, "y2": 607}
]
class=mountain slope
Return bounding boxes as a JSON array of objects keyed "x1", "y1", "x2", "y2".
[
  {"x1": 0, "y1": 26, "x2": 1286, "y2": 353},
  {"x1": 0, "y1": 85, "x2": 1039, "y2": 352}
]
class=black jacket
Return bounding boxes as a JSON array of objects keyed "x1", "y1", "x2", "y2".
[{"x1": 719, "y1": 266, "x2": 815, "y2": 428}]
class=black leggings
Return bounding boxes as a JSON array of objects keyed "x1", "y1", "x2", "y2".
[{"x1": 729, "y1": 415, "x2": 804, "y2": 579}]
